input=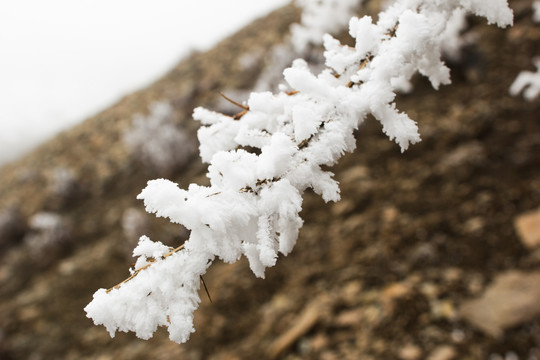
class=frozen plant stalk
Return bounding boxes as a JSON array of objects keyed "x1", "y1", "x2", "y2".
[{"x1": 85, "y1": 0, "x2": 513, "y2": 344}]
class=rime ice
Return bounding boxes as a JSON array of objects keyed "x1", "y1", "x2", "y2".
[{"x1": 86, "y1": 0, "x2": 513, "y2": 344}]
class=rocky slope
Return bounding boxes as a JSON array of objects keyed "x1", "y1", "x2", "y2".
[{"x1": 1, "y1": 1, "x2": 540, "y2": 359}]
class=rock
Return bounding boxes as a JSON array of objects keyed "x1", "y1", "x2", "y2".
[
  {"x1": 399, "y1": 343, "x2": 422, "y2": 360},
  {"x1": 408, "y1": 242, "x2": 439, "y2": 265},
  {"x1": 335, "y1": 308, "x2": 363, "y2": 327},
  {"x1": 47, "y1": 167, "x2": 82, "y2": 202},
  {"x1": 381, "y1": 282, "x2": 411, "y2": 303},
  {"x1": 382, "y1": 206, "x2": 399, "y2": 224},
  {"x1": 339, "y1": 165, "x2": 370, "y2": 183},
  {"x1": 380, "y1": 282, "x2": 412, "y2": 314},
  {"x1": 437, "y1": 142, "x2": 485, "y2": 172},
  {"x1": 427, "y1": 345, "x2": 456, "y2": 360},
  {"x1": 331, "y1": 199, "x2": 354, "y2": 216},
  {"x1": 267, "y1": 296, "x2": 329, "y2": 359},
  {"x1": 462, "y1": 216, "x2": 485, "y2": 234},
  {"x1": 24, "y1": 212, "x2": 72, "y2": 268},
  {"x1": 0, "y1": 208, "x2": 26, "y2": 251},
  {"x1": 419, "y1": 282, "x2": 439, "y2": 300},
  {"x1": 208, "y1": 351, "x2": 241, "y2": 360},
  {"x1": 123, "y1": 102, "x2": 197, "y2": 177},
  {"x1": 340, "y1": 281, "x2": 363, "y2": 306},
  {"x1": 320, "y1": 351, "x2": 339, "y2": 360},
  {"x1": 450, "y1": 329, "x2": 466, "y2": 343},
  {"x1": 309, "y1": 333, "x2": 329, "y2": 352},
  {"x1": 459, "y1": 270, "x2": 540, "y2": 337},
  {"x1": 430, "y1": 299, "x2": 457, "y2": 321},
  {"x1": 514, "y1": 208, "x2": 540, "y2": 249}
]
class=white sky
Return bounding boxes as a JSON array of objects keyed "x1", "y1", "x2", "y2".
[{"x1": 0, "y1": 0, "x2": 290, "y2": 166}]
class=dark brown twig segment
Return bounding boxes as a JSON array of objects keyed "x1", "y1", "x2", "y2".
[
  {"x1": 347, "y1": 55, "x2": 374, "y2": 88},
  {"x1": 200, "y1": 275, "x2": 212, "y2": 303}
]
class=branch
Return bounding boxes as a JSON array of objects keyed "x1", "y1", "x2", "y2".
[
  {"x1": 86, "y1": 0, "x2": 513, "y2": 344},
  {"x1": 106, "y1": 243, "x2": 185, "y2": 293}
]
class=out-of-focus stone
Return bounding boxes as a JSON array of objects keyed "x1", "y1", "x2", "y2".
[
  {"x1": 427, "y1": 345, "x2": 456, "y2": 360},
  {"x1": 430, "y1": 299, "x2": 457, "y2": 321},
  {"x1": 335, "y1": 308, "x2": 363, "y2": 327},
  {"x1": 309, "y1": 333, "x2": 329, "y2": 352},
  {"x1": 459, "y1": 270, "x2": 540, "y2": 337},
  {"x1": 381, "y1": 282, "x2": 412, "y2": 312},
  {"x1": 0, "y1": 208, "x2": 26, "y2": 251},
  {"x1": 331, "y1": 199, "x2": 354, "y2": 216},
  {"x1": 340, "y1": 280, "x2": 363, "y2": 306},
  {"x1": 514, "y1": 209, "x2": 540, "y2": 249},
  {"x1": 382, "y1": 206, "x2": 399, "y2": 224},
  {"x1": 399, "y1": 343, "x2": 422, "y2": 360},
  {"x1": 339, "y1": 165, "x2": 370, "y2": 183},
  {"x1": 24, "y1": 212, "x2": 72, "y2": 268},
  {"x1": 267, "y1": 296, "x2": 329, "y2": 359},
  {"x1": 463, "y1": 216, "x2": 485, "y2": 234},
  {"x1": 419, "y1": 282, "x2": 439, "y2": 300},
  {"x1": 320, "y1": 351, "x2": 339, "y2": 360},
  {"x1": 437, "y1": 142, "x2": 485, "y2": 172}
]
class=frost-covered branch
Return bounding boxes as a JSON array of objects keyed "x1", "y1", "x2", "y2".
[{"x1": 86, "y1": 0, "x2": 513, "y2": 344}]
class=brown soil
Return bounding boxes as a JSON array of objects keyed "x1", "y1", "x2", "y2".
[{"x1": 0, "y1": 1, "x2": 539, "y2": 359}]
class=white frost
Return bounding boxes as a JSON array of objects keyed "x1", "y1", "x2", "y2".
[
  {"x1": 510, "y1": 58, "x2": 540, "y2": 101},
  {"x1": 86, "y1": 0, "x2": 513, "y2": 344}
]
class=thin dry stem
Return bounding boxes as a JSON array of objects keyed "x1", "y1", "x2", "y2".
[
  {"x1": 233, "y1": 108, "x2": 249, "y2": 120},
  {"x1": 347, "y1": 55, "x2": 374, "y2": 88},
  {"x1": 219, "y1": 92, "x2": 249, "y2": 110},
  {"x1": 106, "y1": 243, "x2": 185, "y2": 293},
  {"x1": 200, "y1": 275, "x2": 212, "y2": 303}
]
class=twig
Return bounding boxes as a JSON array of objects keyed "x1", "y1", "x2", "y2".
[
  {"x1": 107, "y1": 243, "x2": 186, "y2": 293},
  {"x1": 219, "y1": 92, "x2": 249, "y2": 110},
  {"x1": 200, "y1": 275, "x2": 212, "y2": 303},
  {"x1": 347, "y1": 55, "x2": 373, "y2": 88},
  {"x1": 233, "y1": 108, "x2": 249, "y2": 120}
]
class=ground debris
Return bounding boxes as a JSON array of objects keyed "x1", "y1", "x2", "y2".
[
  {"x1": 267, "y1": 295, "x2": 330, "y2": 359},
  {"x1": 459, "y1": 270, "x2": 540, "y2": 337},
  {"x1": 514, "y1": 208, "x2": 540, "y2": 249},
  {"x1": 427, "y1": 345, "x2": 456, "y2": 360}
]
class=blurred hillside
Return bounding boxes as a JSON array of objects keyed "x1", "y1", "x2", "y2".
[{"x1": 1, "y1": 1, "x2": 540, "y2": 359}]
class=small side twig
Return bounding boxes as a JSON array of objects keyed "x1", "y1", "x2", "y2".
[
  {"x1": 219, "y1": 92, "x2": 249, "y2": 120},
  {"x1": 347, "y1": 55, "x2": 374, "y2": 88},
  {"x1": 219, "y1": 92, "x2": 248, "y2": 110},
  {"x1": 233, "y1": 108, "x2": 249, "y2": 120},
  {"x1": 200, "y1": 275, "x2": 212, "y2": 303}
]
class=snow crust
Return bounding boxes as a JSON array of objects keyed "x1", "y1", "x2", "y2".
[{"x1": 86, "y1": 0, "x2": 513, "y2": 344}]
